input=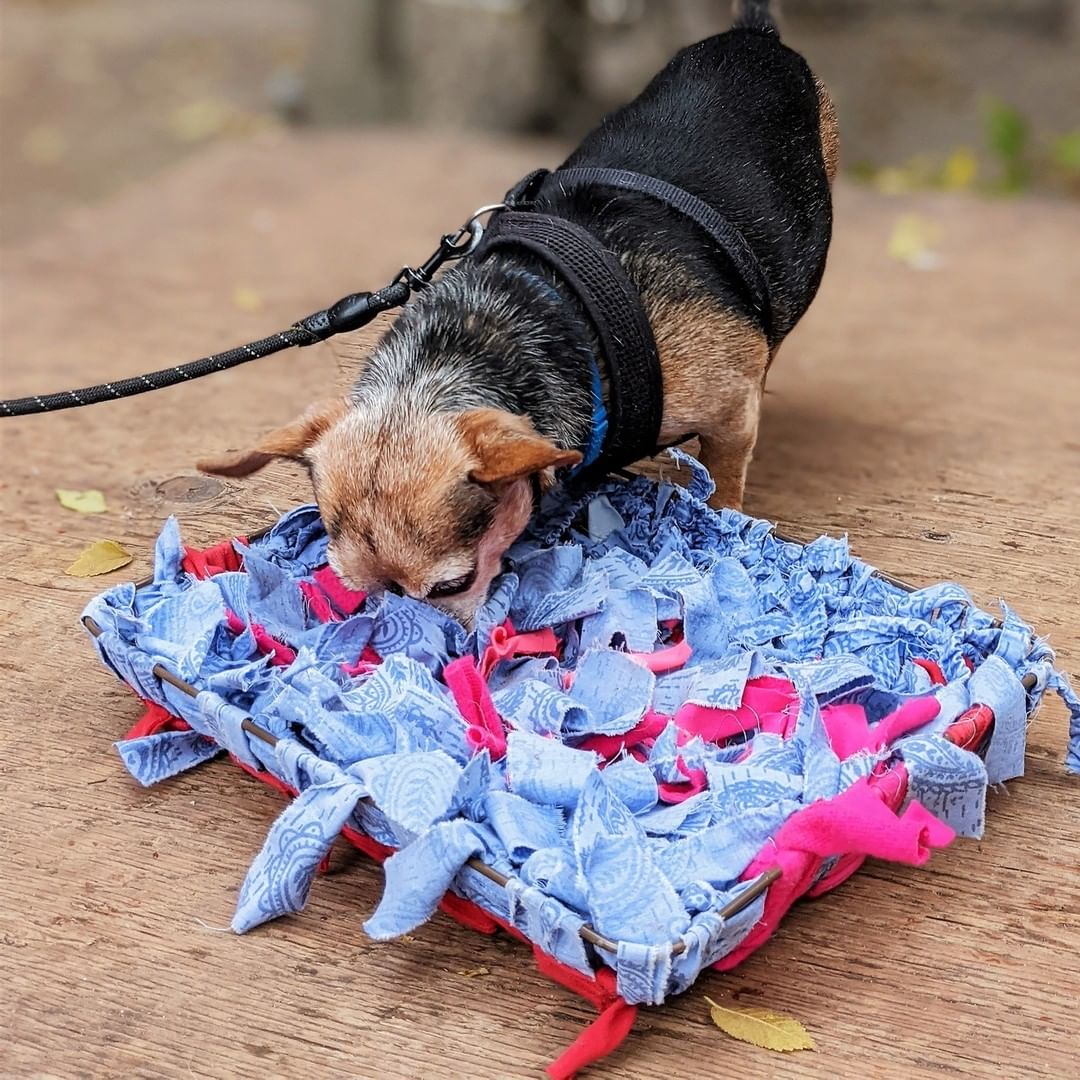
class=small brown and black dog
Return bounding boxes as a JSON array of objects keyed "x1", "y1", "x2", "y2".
[{"x1": 199, "y1": 1, "x2": 837, "y2": 625}]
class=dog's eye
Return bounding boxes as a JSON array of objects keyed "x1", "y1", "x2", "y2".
[{"x1": 428, "y1": 566, "x2": 477, "y2": 599}]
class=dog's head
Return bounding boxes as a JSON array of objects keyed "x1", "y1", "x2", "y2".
[{"x1": 198, "y1": 399, "x2": 580, "y2": 624}]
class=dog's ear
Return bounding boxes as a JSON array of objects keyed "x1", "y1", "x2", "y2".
[
  {"x1": 197, "y1": 397, "x2": 350, "y2": 478},
  {"x1": 457, "y1": 408, "x2": 582, "y2": 484}
]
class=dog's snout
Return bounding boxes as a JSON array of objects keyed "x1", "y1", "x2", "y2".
[{"x1": 385, "y1": 581, "x2": 405, "y2": 597}]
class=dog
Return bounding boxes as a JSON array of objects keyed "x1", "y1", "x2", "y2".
[{"x1": 199, "y1": 0, "x2": 837, "y2": 626}]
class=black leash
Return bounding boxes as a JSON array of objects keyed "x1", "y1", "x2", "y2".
[
  {"x1": 2, "y1": 167, "x2": 773, "y2": 459},
  {"x1": 0, "y1": 206, "x2": 504, "y2": 418}
]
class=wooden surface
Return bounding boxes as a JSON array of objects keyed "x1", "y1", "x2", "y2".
[{"x1": 1, "y1": 130, "x2": 1077, "y2": 1079}]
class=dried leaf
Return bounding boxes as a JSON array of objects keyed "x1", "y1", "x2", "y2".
[
  {"x1": 169, "y1": 99, "x2": 230, "y2": 142},
  {"x1": 1052, "y1": 131, "x2": 1080, "y2": 173},
  {"x1": 22, "y1": 125, "x2": 67, "y2": 165},
  {"x1": 941, "y1": 146, "x2": 978, "y2": 191},
  {"x1": 457, "y1": 966, "x2": 490, "y2": 978},
  {"x1": 887, "y1": 214, "x2": 942, "y2": 270},
  {"x1": 232, "y1": 286, "x2": 264, "y2": 313},
  {"x1": 65, "y1": 540, "x2": 133, "y2": 578},
  {"x1": 56, "y1": 488, "x2": 107, "y2": 514},
  {"x1": 705, "y1": 997, "x2": 815, "y2": 1053}
]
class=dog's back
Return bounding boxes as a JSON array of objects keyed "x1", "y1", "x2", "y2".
[{"x1": 544, "y1": 9, "x2": 835, "y2": 342}]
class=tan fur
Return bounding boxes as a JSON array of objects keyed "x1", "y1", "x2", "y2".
[
  {"x1": 645, "y1": 280, "x2": 769, "y2": 512},
  {"x1": 458, "y1": 408, "x2": 582, "y2": 483},
  {"x1": 815, "y1": 75, "x2": 839, "y2": 185},
  {"x1": 197, "y1": 397, "x2": 348, "y2": 478},
  {"x1": 201, "y1": 404, "x2": 573, "y2": 627}
]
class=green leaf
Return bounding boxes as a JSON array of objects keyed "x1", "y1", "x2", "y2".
[
  {"x1": 56, "y1": 488, "x2": 107, "y2": 514},
  {"x1": 1052, "y1": 131, "x2": 1080, "y2": 173},
  {"x1": 984, "y1": 100, "x2": 1028, "y2": 163},
  {"x1": 705, "y1": 997, "x2": 815, "y2": 1053},
  {"x1": 65, "y1": 540, "x2": 133, "y2": 577}
]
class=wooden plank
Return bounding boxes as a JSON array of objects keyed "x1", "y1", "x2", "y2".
[{"x1": 1, "y1": 130, "x2": 1077, "y2": 1078}]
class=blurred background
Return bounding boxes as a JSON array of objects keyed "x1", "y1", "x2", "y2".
[{"x1": 2, "y1": 0, "x2": 1079, "y2": 248}]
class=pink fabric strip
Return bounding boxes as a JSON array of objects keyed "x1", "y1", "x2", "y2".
[
  {"x1": 821, "y1": 695, "x2": 940, "y2": 759},
  {"x1": 480, "y1": 621, "x2": 560, "y2": 679},
  {"x1": 225, "y1": 609, "x2": 296, "y2": 667},
  {"x1": 444, "y1": 656, "x2": 507, "y2": 760},
  {"x1": 714, "y1": 777, "x2": 954, "y2": 970},
  {"x1": 807, "y1": 763, "x2": 910, "y2": 897},
  {"x1": 625, "y1": 639, "x2": 692, "y2": 673},
  {"x1": 673, "y1": 677, "x2": 797, "y2": 743}
]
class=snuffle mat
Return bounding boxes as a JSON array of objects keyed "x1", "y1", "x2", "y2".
[{"x1": 84, "y1": 451, "x2": 1080, "y2": 1077}]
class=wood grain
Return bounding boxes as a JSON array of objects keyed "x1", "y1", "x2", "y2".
[{"x1": 1, "y1": 130, "x2": 1077, "y2": 1078}]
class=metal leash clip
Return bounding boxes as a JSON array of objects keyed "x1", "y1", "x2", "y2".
[{"x1": 394, "y1": 202, "x2": 507, "y2": 290}]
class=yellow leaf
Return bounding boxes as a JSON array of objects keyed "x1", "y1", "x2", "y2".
[
  {"x1": 887, "y1": 214, "x2": 942, "y2": 270},
  {"x1": 232, "y1": 285, "x2": 264, "y2": 313},
  {"x1": 705, "y1": 997, "x2": 815, "y2": 1053},
  {"x1": 22, "y1": 125, "x2": 67, "y2": 165},
  {"x1": 56, "y1": 488, "x2": 107, "y2": 514},
  {"x1": 457, "y1": 966, "x2": 490, "y2": 978},
  {"x1": 871, "y1": 166, "x2": 915, "y2": 196},
  {"x1": 169, "y1": 99, "x2": 230, "y2": 142},
  {"x1": 65, "y1": 540, "x2": 133, "y2": 578},
  {"x1": 942, "y1": 147, "x2": 978, "y2": 191}
]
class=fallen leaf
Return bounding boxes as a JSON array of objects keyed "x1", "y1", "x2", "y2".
[
  {"x1": 457, "y1": 966, "x2": 490, "y2": 978},
  {"x1": 65, "y1": 540, "x2": 133, "y2": 577},
  {"x1": 870, "y1": 165, "x2": 916, "y2": 196},
  {"x1": 169, "y1": 98, "x2": 230, "y2": 142},
  {"x1": 941, "y1": 146, "x2": 978, "y2": 191},
  {"x1": 22, "y1": 124, "x2": 67, "y2": 165},
  {"x1": 887, "y1": 214, "x2": 942, "y2": 270},
  {"x1": 232, "y1": 285, "x2": 264, "y2": 313},
  {"x1": 1052, "y1": 130, "x2": 1080, "y2": 172},
  {"x1": 705, "y1": 997, "x2": 815, "y2": 1052},
  {"x1": 56, "y1": 488, "x2": 107, "y2": 514}
]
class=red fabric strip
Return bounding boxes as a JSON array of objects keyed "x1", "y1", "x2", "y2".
[
  {"x1": 577, "y1": 710, "x2": 668, "y2": 759},
  {"x1": 913, "y1": 657, "x2": 947, "y2": 686},
  {"x1": 545, "y1": 995, "x2": 638, "y2": 1080},
  {"x1": 311, "y1": 564, "x2": 366, "y2": 615},
  {"x1": 299, "y1": 580, "x2": 341, "y2": 624},
  {"x1": 124, "y1": 701, "x2": 192, "y2": 739},
  {"x1": 181, "y1": 537, "x2": 247, "y2": 579}
]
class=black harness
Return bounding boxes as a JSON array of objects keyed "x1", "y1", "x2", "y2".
[{"x1": 476, "y1": 167, "x2": 773, "y2": 477}]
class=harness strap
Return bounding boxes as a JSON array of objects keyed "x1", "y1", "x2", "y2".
[
  {"x1": 549, "y1": 166, "x2": 774, "y2": 341},
  {"x1": 476, "y1": 210, "x2": 663, "y2": 473}
]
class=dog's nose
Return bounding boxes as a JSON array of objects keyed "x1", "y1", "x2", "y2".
[{"x1": 385, "y1": 581, "x2": 405, "y2": 597}]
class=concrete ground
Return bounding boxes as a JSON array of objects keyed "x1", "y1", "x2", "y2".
[{"x1": 1, "y1": 129, "x2": 1078, "y2": 1078}]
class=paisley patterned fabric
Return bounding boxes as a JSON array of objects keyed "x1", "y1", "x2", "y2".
[{"x1": 84, "y1": 451, "x2": 1080, "y2": 1005}]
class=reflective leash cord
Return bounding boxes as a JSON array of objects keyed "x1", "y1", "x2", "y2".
[{"x1": 0, "y1": 204, "x2": 504, "y2": 418}]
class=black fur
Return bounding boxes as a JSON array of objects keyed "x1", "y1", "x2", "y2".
[{"x1": 357, "y1": 6, "x2": 832, "y2": 454}]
